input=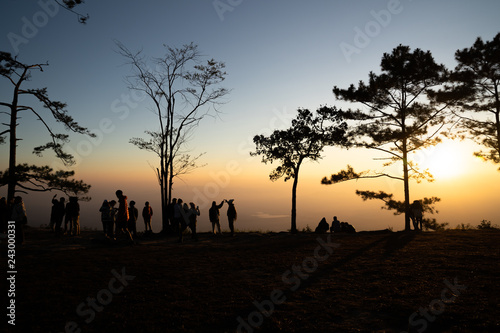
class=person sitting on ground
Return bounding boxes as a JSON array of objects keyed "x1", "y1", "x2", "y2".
[
  {"x1": 315, "y1": 217, "x2": 330, "y2": 234},
  {"x1": 345, "y1": 222, "x2": 356, "y2": 233},
  {"x1": 330, "y1": 216, "x2": 341, "y2": 233}
]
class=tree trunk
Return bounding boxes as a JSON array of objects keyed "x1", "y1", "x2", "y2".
[
  {"x1": 162, "y1": 179, "x2": 169, "y2": 233},
  {"x1": 494, "y1": 83, "x2": 500, "y2": 159},
  {"x1": 162, "y1": 150, "x2": 170, "y2": 233},
  {"x1": 7, "y1": 90, "x2": 19, "y2": 203},
  {"x1": 290, "y1": 167, "x2": 299, "y2": 234},
  {"x1": 158, "y1": 169, "x2": 167, "y2": 234},
  {"x1": 402, "y1": 138, "x2": 411, "y2": 231}
]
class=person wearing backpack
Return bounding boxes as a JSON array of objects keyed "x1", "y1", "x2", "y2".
[{"x1": 209, "y1": 200, "x2": 224, "y2": 235}]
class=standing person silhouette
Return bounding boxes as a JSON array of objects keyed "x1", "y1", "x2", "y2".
[
  {"x1": 173, "y1": 199, "x2": 183, "y2": 235},
  {"x1": 49, "y1": 194, "x2": 58, "y2": 231},
  {"x1": 142, "y1": 201, "x2": 153, "y2": 233},
  {"x1": 410, "y1": 200, "x2": 423, "y2": 230},
  {"x1": 53, "y1": 196, "x2": 66, "y2": 236},
  {"x1": 115, "y1": 190, "x2": 132, "y2": 240},
  {"x1": 109, "y1": 200, "x2": 117, "y2": 237},
  {"x1": 167, "y1": 198, "x2": 177, "y2": 234},
  {"x1": 178, "y1": 201, "x2": 190, "y2": 243},
  {"x1": 128, "y1": 200, "x2": 138, "y2": 238},
  {"x1": 209, "y1": 200, "x2": 224, "y2": 235},
  {"x1": 187, "y1": 202, "x2": 200, "y2": 241},
  {"x1": 226, "y1": 199, "x2": 237, "y2": 236},
  {"x1": 11, "y1": 196, "x2": 27, "y2": 244},
  {"x1": 99, "y1": 200, "x2": 112, "y2": 237},
  {"x1": 67, "y1": 197, "x2": 80, "y2": 236}
]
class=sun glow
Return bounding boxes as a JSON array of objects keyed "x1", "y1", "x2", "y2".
[{"x1": 417, "y1": 140, "x2": 469, "y2": 180}]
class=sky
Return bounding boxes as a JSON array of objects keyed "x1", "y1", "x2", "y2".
[{"x1": 1, "y1": 0, "x2": 499, "y2": 232}]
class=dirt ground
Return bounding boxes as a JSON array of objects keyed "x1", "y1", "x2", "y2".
[{"x1": 1, "y1": 227, "x2": 499, "y2": 332}]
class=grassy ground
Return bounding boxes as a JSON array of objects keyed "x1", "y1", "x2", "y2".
[{"x1": 1, "y1": 227, "x2": 499, "y2": 332}]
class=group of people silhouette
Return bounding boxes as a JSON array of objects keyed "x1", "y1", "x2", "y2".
[
  {"x1": 1, "y1": 191, "x2": 426, "y2": 245},
  {"x1": 315, "y1": 216, "x2": 356, "y2": 234},
  {"x1": 314, "y1": 200, "x2": 425, "y2": 234},
  {"x1": 98, "y1": 190, "x2": 150, "y2": 241},
  {"x1": 49, "y1": 195, "x2": 81, "y2": 236},
  {"x1": 167, "y1": 198, "x2": 200, "y2": 242},
  {"x1": 97, "y1": 191, "x2": 238, "y2": 242},
  {"x1": 208, "y1": 199, "x2": 237, "y2": 236}
]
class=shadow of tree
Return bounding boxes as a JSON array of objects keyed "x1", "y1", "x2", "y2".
[{"x1": 383, "y1": 231, "x2": 417, "y2": 258}]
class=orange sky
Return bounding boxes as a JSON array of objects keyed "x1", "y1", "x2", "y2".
[
  {"x1": 1, "y1": 2, "x2": 499, "y2": 233},
  {"x1": 10, "y1": 137, "x2": 498, "y2": 233}
]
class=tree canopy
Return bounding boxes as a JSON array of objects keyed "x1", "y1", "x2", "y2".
[
  {"x1": 436, "y1": 32, "x2": 500, "y2": 169},
  {"x1": 325, "y1": 45, "x2": 448, "y2": 230}
]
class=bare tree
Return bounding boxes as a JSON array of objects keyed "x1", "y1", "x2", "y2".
[{"x1": 117, "y1": 42, "x2": 229, "y2": 232}]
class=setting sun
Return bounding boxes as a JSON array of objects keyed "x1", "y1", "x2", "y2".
[{"x1": 418, "y1": 140, "x2": 469, "y2": 180}]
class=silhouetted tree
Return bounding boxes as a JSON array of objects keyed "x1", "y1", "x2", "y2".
[
  {"x1": 355, "y1": 190, "x2": 440, "y2": 215},
  {"x1": 323, "y1": 45, "x2": 448, "y2": 230},
  {"x1": 0, "y1": 164, "x2": 91, "y2": 201},
  {"x1": 436, "y1": 33, "x2": 500, "y2": 169},
  {"x1": 117, "y1": 42, "x2": 229, "y2": 233},
  {"x1": 355, "y1": 190, "x2": 443, "y2": 230},
  {"x1": 0, "y1": 52, "x2": 94, "y2": 202},
  {"x1": 251, "y1": 107, "x2": 347, "y2": 233}
]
